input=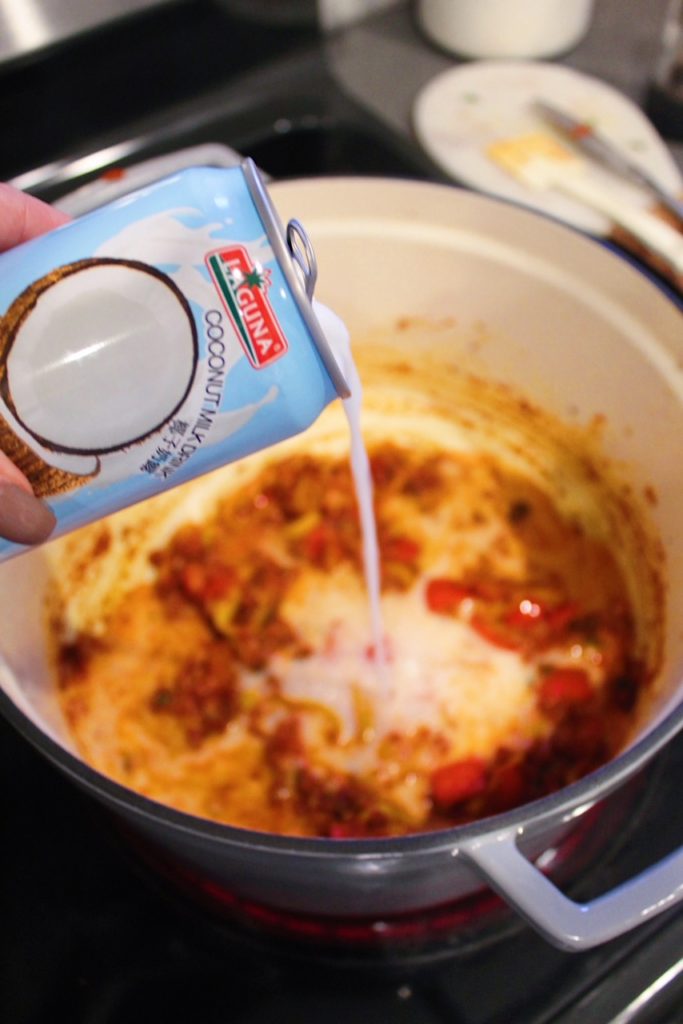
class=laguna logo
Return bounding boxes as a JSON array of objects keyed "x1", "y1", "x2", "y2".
[{"x1": 206, "y1": 245, "x2": 288, "y2": 368}]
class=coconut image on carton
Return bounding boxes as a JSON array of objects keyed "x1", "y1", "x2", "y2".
[{"x1": 0, "y1": 258, "x2": 198, "y2": 496}]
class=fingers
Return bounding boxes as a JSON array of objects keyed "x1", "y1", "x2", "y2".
[
  {"x1": 0, "y1": 182, "x2": 69, "y2": 252},
  {"x1": 0, "y1": 184, "x2": 65, "y2": 545},
  {"x1": 0, "y1": 483, "x2": 56, "y2": 545},
  {"x1": 0, "y1": 453, "x2": 56, "y2": 545},
  {"x1": 0, "y1": 185, "x2": 64, "y2": 548}
]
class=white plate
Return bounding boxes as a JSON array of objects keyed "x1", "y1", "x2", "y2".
[{"x1": 413, "y1": 61, "x2": 683, "y2": 236}]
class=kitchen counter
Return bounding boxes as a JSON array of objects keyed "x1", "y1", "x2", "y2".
[
  {"x1": 324, "y1": 0, "x2": 683, "y2": 174},
  {"x1": 2, "y1": 0, "x2": 681, "y2": 188},
  {"x1": 6, "y1": 0, "x2": 679, "y2": 295}
]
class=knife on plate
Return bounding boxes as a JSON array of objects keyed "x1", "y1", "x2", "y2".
[{"x1": 534, "y1": 98, "x2": 683, "y2": 228}]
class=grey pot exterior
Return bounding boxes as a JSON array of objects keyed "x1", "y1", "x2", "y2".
[{"x1": 3, "y1": 687, "x2": 682, "y2": 952}]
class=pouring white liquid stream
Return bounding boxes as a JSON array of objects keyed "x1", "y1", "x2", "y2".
[{"x1": 314, "y1": 303, "x2": 388, "y2": 670}]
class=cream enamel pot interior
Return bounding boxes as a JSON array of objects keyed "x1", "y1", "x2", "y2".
[{"x1": 1, "y1": 177, "x2": 683, "y2": 952}]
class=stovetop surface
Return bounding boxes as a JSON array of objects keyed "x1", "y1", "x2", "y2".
[{"x1": 1, "y1": 6, "x2": 683, "y2": 1021}]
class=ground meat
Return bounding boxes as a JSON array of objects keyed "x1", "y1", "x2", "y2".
[
  {"x1": 148, "y1": 641, "x2": 238, "y2": 748},
  {"x1": 54, "y1": 441, "x2": 652, "y2": 838}
]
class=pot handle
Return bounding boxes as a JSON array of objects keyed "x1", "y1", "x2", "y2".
[{"x1": 459, "y1": 826, "x2": 683, "y2": 951}]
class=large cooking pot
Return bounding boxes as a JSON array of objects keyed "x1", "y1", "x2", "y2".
[{"x1": 1, "y1": 177, "x2": 682, "y2": 952}]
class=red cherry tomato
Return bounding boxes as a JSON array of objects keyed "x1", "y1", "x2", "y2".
[
  {"x1": 431, "y1": 757, "x2": 488, "y2": 808},
  {"x1": 469, "y1": 613, "x2": 523, "y2": 651},
  {"x1": 537, "y1": 668, "x2": 593, "y2": 712},
  {"x1": 425, "y1": 579, "x2": 474, "y2": 615}
]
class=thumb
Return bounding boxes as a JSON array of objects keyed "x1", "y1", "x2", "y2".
[{"x1": 0, "y1": 452, "x2": 56, "y2": 545}]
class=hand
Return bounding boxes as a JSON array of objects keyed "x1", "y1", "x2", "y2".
[{"x1": 0, "y1": 184, "x2": 69, "y2": 545}]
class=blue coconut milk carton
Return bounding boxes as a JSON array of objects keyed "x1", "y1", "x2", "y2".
[{"x1": 0, "y1": 160, "x2": 349, "y2": 560}]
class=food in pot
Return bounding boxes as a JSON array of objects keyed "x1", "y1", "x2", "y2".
[{"x1": 52, "y1": 421, "x2": 655, "y2": 838}]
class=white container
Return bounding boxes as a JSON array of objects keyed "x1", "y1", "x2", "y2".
[{"x1": 416, "y1": 0, "x2": 595, "y2": 59}]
